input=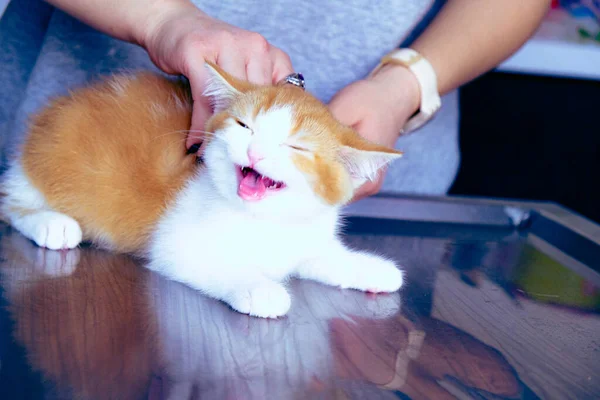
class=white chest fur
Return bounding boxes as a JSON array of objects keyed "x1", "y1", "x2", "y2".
[
  {"x1": 145, "y1": 177, "x2": 403, "y2": 319},
  {"x1": 146, "y1": 178, "x2": 335, "y2": 295}
]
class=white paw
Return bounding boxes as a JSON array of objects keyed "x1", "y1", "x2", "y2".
[
  {"x1": 29, "y1": 213, "x2": 82, "y2": 250},
  {"x1": 227, "y1": 280, "x2": 291, "y2": 318},
  {"x1": 341, "y1": 254, "x2": 404, "y2": 293}
]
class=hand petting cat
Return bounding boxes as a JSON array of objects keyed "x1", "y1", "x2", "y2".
[
  {"x1": 328, "y1": 65, "x2": 421, "y2": 201},
  {"x1": 139, "y1": 2, "x2": 295, "y2": 150},
  {"x1": 136, "y1": 2, "x2": 413, "y2": 203},
  {"x1": 137, "y1": 2, "x2": 418, "y2": 202}
]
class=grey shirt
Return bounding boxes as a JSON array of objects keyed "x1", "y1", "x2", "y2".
[{"x1": 0, "y1": 0, "x2": 459, "y2": 195}]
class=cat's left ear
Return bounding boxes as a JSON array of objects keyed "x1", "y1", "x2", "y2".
[
  {"x1": 339, "y1": 138, "x2": 403, "y2": 189},
  {"x1": 203, "y1": 62, "x2": 253, "y2": 113}
]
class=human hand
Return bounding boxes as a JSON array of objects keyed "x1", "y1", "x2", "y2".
[
  {"x1": 140, "y1": 1, "x2": 294, "y2": 150},
  {"x1": 328, "y1": 64, "x2": 421, "y2": 202}
]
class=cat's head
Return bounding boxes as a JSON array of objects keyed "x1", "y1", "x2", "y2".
[{"x1": 201, "y1": 63, "x2": 403, "y2": 218}]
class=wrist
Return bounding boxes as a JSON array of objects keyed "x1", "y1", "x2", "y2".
[
  {"x1": 368, "y1": 64, "x2": 421, "y2": 124},
  {"x1": 370, "y1": 48, "x2": 442, "y2": 133},
  {"x1": 135, "y1": 0, "x2": 204, "y2": 48}
]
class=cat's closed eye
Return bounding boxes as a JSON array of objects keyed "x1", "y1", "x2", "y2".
[
  {"x1": 286, "y1": 144, "x2": 310, "y2": 152},
  {"x1": 235, "y1": 119, "x2": 250, "y2": 129}
]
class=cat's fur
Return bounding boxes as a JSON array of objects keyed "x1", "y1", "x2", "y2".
[{"x1": 0, "y1": 63, "x2": 404, "y2": 318}]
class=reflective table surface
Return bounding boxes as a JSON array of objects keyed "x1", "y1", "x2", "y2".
[{"x1": 0, "y1": 196, "x2": 598, "y2": 400}]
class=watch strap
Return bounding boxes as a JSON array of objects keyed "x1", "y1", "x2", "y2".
[{"x1": 370, "y1": 48, "x2": 442, "y2": 133}]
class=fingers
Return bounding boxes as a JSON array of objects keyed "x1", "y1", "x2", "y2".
[
  {"x1": 216, "y1": 51, "x2": 248, "y2": 82},
  {"x1": 174, "y1": 27, "x2": 295, "y2": 152},
  {"x1": 183, "y1": 56, "x2": 211, "y2": 152},
  {"x1": 327, "y1": 85, "x2": 365, "y2": 128},
  {"x1": 246, "y1": 45, "x2": 294, "y2": 85},
  {"x1": 217, "y1": 48, "x2": 291, "y2": 85},
  {"x1": 270, "y1": 46, "x2": 294, "y2": 82},
  {"x1": 328, "y1": 102, "x2": 360, "y2": 129},
  {"x1": 186, "y1": 98, "x2": 211, "y2": 150},
  {"x1": 246, "y1": 57, "x2": 272, "y2": 85},
  {"x1": 350, "y1": 174, "x2": 385, "y2": 203},
  {"x1": 203, "y1": 32, "x2": 290, "y2": 86}
]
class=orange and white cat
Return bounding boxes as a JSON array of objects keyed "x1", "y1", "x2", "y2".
[{"x1": 0, "y1": 63, "x2": 404, "y2": 318}]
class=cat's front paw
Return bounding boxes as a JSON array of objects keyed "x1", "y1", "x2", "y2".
[
  {"x1": 341, "y1": 254, "x2": 404, "y2": 294},
  {"x1": 29, "y1": 213, "x2": 82, "y2": 250},
  {"x1": 227, "y1": 280, "x2": 291, "y2": 318}
]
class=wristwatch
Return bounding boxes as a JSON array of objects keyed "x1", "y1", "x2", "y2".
[{"x1": 370, "y1": 48, "x2": 441, "y2": 134}]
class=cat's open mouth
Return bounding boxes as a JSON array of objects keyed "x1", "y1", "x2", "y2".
[{"x1": 236, "y1": 165, "x2": 286, "y2": 201}]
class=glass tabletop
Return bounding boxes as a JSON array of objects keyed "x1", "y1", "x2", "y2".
[{"x1": 0, "y1": 195, "x2": 598, "y2": 400}]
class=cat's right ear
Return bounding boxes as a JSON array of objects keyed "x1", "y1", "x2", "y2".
[
  {"x1": 338, "y1": 131, "x2": 404, "y2": 190},
  {"x1": 202, "y1": 62, "x2": 250, "y2": 113}
]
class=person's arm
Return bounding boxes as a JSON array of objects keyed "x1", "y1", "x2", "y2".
[
  {"x1": 410, "y1": 0, "x2": 551, "y2": 96},
  {"x1": 330, "y1": 0, "x2": 551, "y2": 201},
  {"x1": 43, "y1": 0, "x2": 182, "y2": 45},
  {"x1": 43, "y1": 0, "x2": 294, "y2": 149}
]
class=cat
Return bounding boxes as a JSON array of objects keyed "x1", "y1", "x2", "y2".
[{"x1": 0, "y1": 62, "x2": 405, "y2": 318}]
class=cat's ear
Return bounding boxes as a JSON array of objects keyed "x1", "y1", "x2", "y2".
[
  {"x1": 339, "y1": 139, "x2": 403, "y2": 189},
  {"x1": 203, "y1": 62, "x2": 253, "y2": 113}
]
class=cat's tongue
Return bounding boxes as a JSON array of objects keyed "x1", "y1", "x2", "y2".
[{"x1": 238, "y1": 169, "x2": 267, "y2": 201}]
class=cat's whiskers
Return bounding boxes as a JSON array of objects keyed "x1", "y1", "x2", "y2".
[
  {"x1": 156, "y1": 129, "x2": 227, "y2": 146},
  {"x1": 156, "y1": 129, "x2": 216, "y2": 140}
]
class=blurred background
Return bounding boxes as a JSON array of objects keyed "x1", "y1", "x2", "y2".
[{"x1": 448, "y1": 0, "x2": 600, "y2": 224}]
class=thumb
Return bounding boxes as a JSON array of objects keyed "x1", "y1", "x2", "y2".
[
  {"x1": 185, "y1": 61, "x2": 213, "y2": 151},
  {"x1": 186, "y1": 97, "x2": 212, "y2": 151}
]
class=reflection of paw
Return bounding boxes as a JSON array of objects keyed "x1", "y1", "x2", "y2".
[
  {"x1": 227, "y1": 280, "x2": 291, "y2": 318},
  {"x1": 341, "y1": 254, "x2": 404, "y2": 293},
  {"x1": 1, "y1": 232, "x2": 80, "y2": 285},
  {"x1": 34, "y1": 248, "x2": 80, "y2": 277},
  {"x1": 29, "y1": 213, "x2": 82, "y2": 250}
]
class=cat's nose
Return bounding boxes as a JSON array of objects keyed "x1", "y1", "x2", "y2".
[{"x1": 247, "y1": 146, "x2": 265, "y2": 166}]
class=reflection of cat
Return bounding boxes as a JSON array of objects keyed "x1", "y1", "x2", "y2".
[
  {"x1": 1, "y1": 63, "x2": 404, "y2": 318},
  {"x1": 0, "y1": 233, "x2": 156, "y2": 400},
  {"x1": 146, "y1": 262, "x2": 402, "y2": 400},
  {"x1": 0, "y1": 233, "x2": 401, "y2": 400}
]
